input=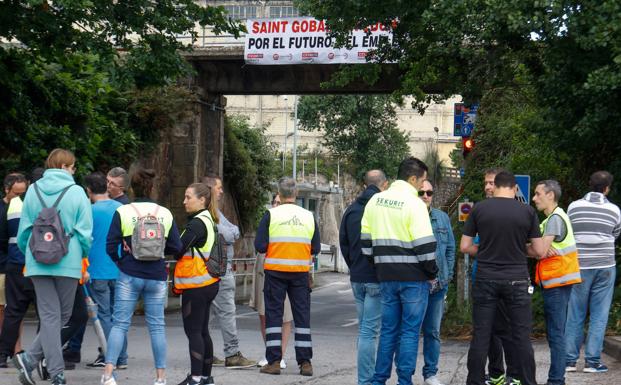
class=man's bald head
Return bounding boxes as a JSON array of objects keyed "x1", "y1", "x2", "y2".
[{"x1": 364, "y1": 170, "x2": 387, "y2": 190}]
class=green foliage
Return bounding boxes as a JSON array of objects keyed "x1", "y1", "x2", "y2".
[
  {"x1": 297, "y1": 95, "x2": 410, "y2": 180},
  {"x1": 223, "y1": 115, "x2": 279, "y2": 232}
]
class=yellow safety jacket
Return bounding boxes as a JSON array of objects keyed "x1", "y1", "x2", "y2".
[
  {"x1": 174, "y1": 211, "x2": 219, "y2": 290},
  {"x1": 265, "y1": 204, "x2": 315, "y2": 273},
  {"x1": 116, "y1": 202, "x2": 174, "y2": 238},
  {"x1": 361, "y1": 180, "x2": 438, "y2": 282},
  {"x1": 536, "y1": 207, "x2": 582, "y2": 289}
]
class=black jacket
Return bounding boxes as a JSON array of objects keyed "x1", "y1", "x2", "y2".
[{"x1": 339, "y1": 185, "x2": 380, "y2": 283}]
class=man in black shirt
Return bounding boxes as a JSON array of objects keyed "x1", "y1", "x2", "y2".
[{"x1": 461, "y1": 171, "x2": 546, "y2": 385}]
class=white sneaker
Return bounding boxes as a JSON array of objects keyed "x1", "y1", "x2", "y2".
[
  {"x1": 424, "y1": 376, "x2": 445, "y2": 385},
  {"x1": 565, "y1": 364, "x2": 577, "y2": 372},
  {"x1": 154, "y1": 379, "x2": 166, "y2": 385},
  {"x1": 257, "y1": 357, "x2": 268, "y2": 367},
  {"x1": 101, "y1": 375, "x2": 118, "y2": 385},
  {"x1": 280, "y1": 358, "x2": 287, "y2": 369}
]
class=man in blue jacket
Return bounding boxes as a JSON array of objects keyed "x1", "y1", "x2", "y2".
[
  {"x1": 418, "y1": 180, "x2": 456, "y2": 385},
  {"x1": 339, "y1": 169, "x2": 387, "y2": 385}
]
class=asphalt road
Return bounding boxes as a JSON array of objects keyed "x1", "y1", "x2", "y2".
[{"x1": 0, "y1": 273, "x2": 618, "y2": 385}]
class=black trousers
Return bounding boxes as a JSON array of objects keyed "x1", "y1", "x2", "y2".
[
  {"x1": 466, "y1": 280, "x2": 536, "y2": 385},
  {"x1": 264, "y1": 271, "x2": 312, "y2": 364},
  {"x1": 488, "y1": 298, "x2": 519, "y2": 379},
  {"x1": 182, "y1": 282, "x2": 219, "y2": 377},
  {"x1": 61, "y1": 286, "x2": 88, "y2": 346},
  {"x1": 0, "y1": 271, "x2": 36, "y2": 356}
]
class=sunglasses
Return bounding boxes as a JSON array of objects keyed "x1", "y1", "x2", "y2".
[{"x1": 418, "y1": 190, "x2": 434, "y2": 197}]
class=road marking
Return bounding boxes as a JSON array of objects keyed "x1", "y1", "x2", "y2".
[
  {"x1": 341, "y1": 318, "x2": 358, "y2": 327},
  {"x1": 313, "y1": 281, "x2": 349, "y2": 291},
  {"x1": 337, "y1": 288, "x2": 352, "y2": 294},
  {"x1": 235, "y1": 311, "x2": 258, "y2": 318}
]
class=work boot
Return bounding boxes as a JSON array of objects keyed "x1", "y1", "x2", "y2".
[
  {"x1": 299, "y1": 361, "x2": 313, "y2": 376},
  {"x1": 259, "y1": 361, "x2": 281, "y2": 375},
  {"x1": 224, "y1": 352, "x2": 255, "y2": 369}
]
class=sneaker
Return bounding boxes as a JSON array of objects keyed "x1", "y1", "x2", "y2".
[
  {"x1": 176, "y1": 375, "x2": 202, "y2": 385},
  {"x1": 299, "y1": 361, "x2": 313, "y2": 376},
  {"x1": 116, "y1": 362, "x2": 128, "y2": 370},
  {"x1": 87, "y1": 355, "x2": 106, "y2": 368},
  {"x1": 280, "y1": 358, "x2": 287, "y2": 369},
  {"x1": 212, "y1": 356, "x2": 224, "y2": 367},
  {"x1": 13, "y1": 351, "x2": 36, "y2": 385},
  {"x1": 38, "y1": 358, "x2": 50, "y2": 380},
  {"x1": 505, "y1": 377, "x2": 521, "y2": 385},
  {"x1": 583, "y1": 362, "x2": 608, "y2": 373},
  {"x1": 565, "y1": 363, "x2": 577, "y2": 372},
  {"x1": 259, "y1": 361, "x2": 281, "y2": 375},
  {"x1": 0, "y1": 353, "x2": 8, "y2": 368},
  {"x1": 424, "y1": 376, "x2": 446, "y2": 385},
  {"x1": 154, "y1": 379, "x2": 167, "y2": 385},
  {"x1": 257, "y1": 357, "x2": 268, "y2": 367},
  {"x1": 62, "y1": 349, "x2": 81, "y2": 364},
  {"x1": 51, "y1": 373, "x2": 67, "y2": 385},
  {"x1": 485, "y1": 374, "x2": 505, "y2": 385},
  {"x1": 203, "y1": 376, "x2": 215, "y2": 385},
  {"x1": 101, "y1": 374, "x2": 118, "y2": 385},
  {"x1": 224, "y1": 352, "x2": 255, "y2": 369}
]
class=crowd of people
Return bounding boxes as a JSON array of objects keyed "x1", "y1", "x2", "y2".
[
  {"x1": 0, "y1": 148, "x2": 617, "y2": 385},
  {"x1": 339, "y1": 159, "x2": 619, "y2": 385}
]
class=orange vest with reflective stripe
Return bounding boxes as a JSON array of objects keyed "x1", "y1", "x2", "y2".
[
  {"x1": 265, "y1": 203, "x2": 315, "y2": 273},
  {"x1": 174, "y1": 211, "x2": 219, "y2": 290},
  {"x1": 535, "y1": 207, "x2": 582, "y2": 289}
]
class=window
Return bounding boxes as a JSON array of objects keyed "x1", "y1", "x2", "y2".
[
  {"x1": 308, "y1": 198, "x2": 317, "y2": 214},
  {"x1": 224, "y1": 5, "x2": 257, "y2": 21},
  {"x1": 269, "y1": 6, "x2": 299, "y2": 18}
]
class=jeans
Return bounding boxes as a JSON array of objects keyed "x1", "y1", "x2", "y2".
[
  {"x1": 422, "y1": 285, "x2": 448, "y2": 380},
  {"x1": 466, "y1": 280, "x2": 536, "y2": 385},
  {"x1": 565, "y1": 267, "x2": 616, "y2": 365},
  {"x1": 352, "y1": 282, "x2": 382, "y2": 385},
  {"x1": 210, "y1": 272, "x2": 240, "y2": 357},
  {"x1": 373, "y1": 281, "x2": 429, "y2": 385},
  {"x1": 106, "y1": 272, "x2": 167, "y2": 369},
  {"x1": 543, "y1": 285, "x2": 572, "y2": 385},
  {"x1": 488, "y1": 298, "x2": 518, "y2": 379},
  {"x1": 90, "y1": 279, "x2": 128, "y2": 364}
]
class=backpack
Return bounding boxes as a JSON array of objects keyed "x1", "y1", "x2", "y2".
[
  {"x1": 29, "y1": 184, "x2": 74, "y2": 265},
  {"x1": 196, "y1": 216, "x2": 227, "y2": 278},
  {"x1": 128, "y1": 204, "x2": 166, "y2": 261}
]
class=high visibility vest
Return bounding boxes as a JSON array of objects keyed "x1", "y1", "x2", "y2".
[
  {"x1": 116, "y1": 202, "x2": 174, "y2": 238},
  {"x1": 265, "y1": 204, "x2": 315, "y2": 273},
  {"x1": 536, "y1": 207, "x2": 582, "y2": 289},
  {"x1": 174, "y1": 211, "x2": 219, "y2": 290},
  {"x1": 7, "y1": 197, "x2": 25, "y2": 266}
]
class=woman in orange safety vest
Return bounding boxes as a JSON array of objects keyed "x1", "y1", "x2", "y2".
[{"x1": 173, "y1": 182, "x2": 220, "y2": 385}]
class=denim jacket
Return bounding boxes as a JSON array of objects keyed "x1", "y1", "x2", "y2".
[{"x1": 430, "y1": 208, "x2": 456, "y2": 288}]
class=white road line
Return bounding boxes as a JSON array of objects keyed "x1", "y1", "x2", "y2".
[
  {"x1": 337, "y1": 288, "x2": 352, "y2": 294},
  {"x1": 341, "y1": 318, "x2": 358, "y2": 327}
]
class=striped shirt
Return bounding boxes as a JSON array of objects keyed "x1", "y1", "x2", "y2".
[{"x1": 567, "y1": 192, "x2": 621, "y2": 269}]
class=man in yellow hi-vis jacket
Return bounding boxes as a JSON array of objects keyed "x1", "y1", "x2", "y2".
[
  {"x1": 361, "y1": 157, "x2": 438, "y2": 385},
  {"x1": 254, "y1": 177, "x2": 320, "y2": 377}
]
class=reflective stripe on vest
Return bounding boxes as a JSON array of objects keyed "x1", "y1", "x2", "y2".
[
  {"x1": 265, "y1": 204, "x2": 315, "y2": 273},
  {"x1": 174, "y1": 211, "x2": 219, "y2": 289},
  {"x1": 536, "y1": 207, "x2": 582, "y2": 289}
]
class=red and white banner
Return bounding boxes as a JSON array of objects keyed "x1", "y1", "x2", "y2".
[{"x1": 244, "y1": 17, "x2": 393, "y2": 65}]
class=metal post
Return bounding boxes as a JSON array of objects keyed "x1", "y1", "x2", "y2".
[
  {"x1": 283, "y1": 96, "x2": 288, "y2": 172},
  {"x1": 293, "y1": 95, "x2": 298, "y2": 180},
  {"x1": 337, "y1": 160, "x2": 340, "y2": 189},
  {"x1": 315, "y1": 152, "x2": 318, "y2": 186}
]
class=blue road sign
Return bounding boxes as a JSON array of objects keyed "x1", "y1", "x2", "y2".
[
  {"x1": 454, "y1": 103, "x2": 478, "y2": 137},
  {"x1": 515, "y1": 174, "x2": 531, "y2": 204}
]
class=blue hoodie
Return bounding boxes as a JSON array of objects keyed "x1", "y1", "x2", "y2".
[{"x1": 17, "y1": 169, "x2": 93, "y2": 279}]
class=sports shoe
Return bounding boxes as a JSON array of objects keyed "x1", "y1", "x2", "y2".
[
  {"x1": 485, "y1": 374, "x2": 505, "y2": 385},
  {"x1": 51, "y1": 373, "x2": 67, "y2": 385},
  {"x1": 224, "y1": 352, "x2": 255, "y2": 369},
  {"x1": 424, "y1": 376, "x2": 446, "y2": 385},
  {"x1": 62, "y1": 349, "x2": 81, "y2": 364},
  {"x1": 280, "y1": 358, "x2": 287, "y2": 369},
  {"x1": 101, "y1": 374, "x2": 118, "y2": 385},
  {"x1": 257, "y1": 357, "x2": 268, "y2": 367},
  {"x1": 176, "y1": 374, "x2": 202, "y2": 385},
  {"x1": 13, "y1": 351, "x2": 36, "y2": 385},
  {"x1": 87, "y1": 354, "x2": 106, "y2": 368},
  {"x1": 259, "y1": 361, "x2": 281, "y2": 375},
  {"x1": 505, "y1": 377, "x2": 521, "y2": 385},
  {"x1": 38, "y1": 358, "x2": 50, "y2": 380},
  {"x1": 565, "y1": 362, "x2": 577, "y2": 372},
  {"x1": 583, "y1": 362, "x2": 608, "y2": 373},
  {"x1": 212, "y1": 356, "x2": 224, "y2": 367},
  {"x1": 154, "y1": 378, "x2": 167, "y2": 385},
  {"x1": 203, "y1": 376, "x2": 215, "y2": 385},
  {"x1": 299, "y1": 361, "x2": 313, "y2": 376},
  {"x1": 116, "y1": 362, "x2": 128, "y2": 370}
]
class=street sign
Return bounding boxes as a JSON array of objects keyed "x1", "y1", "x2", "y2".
[
  {"x1": 458, "y1": 201, "x2": 473, "y2": 222},
  {"x1": 515, "y1": 174, "x2": 531, "y2": 204},
  {"x1": 454, "y1": 103, "x2": 478, "y2": 137}
]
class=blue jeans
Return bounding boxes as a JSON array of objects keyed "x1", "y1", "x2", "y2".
[
  {"x1": 106, "y1": 272, "x2": 167, "y2": 369},
  {"x1": 373, "y1": 281, "x2": 429, "y2": 385},
  {"x1": 543, "y1": 285, "x2": 572, "y2": 385},
  {"x1": 565, "y1": 267, "x2": 616, "y2": 365},
  {"x1": 422, "y1": 285, "x2": 448, "y2": 380},
  {"x1": 91, "y1": 279, "x2": 128, "y2": 364},
  {"x1": 352, "y1": 282, "x2": 382, "y2": 385}
]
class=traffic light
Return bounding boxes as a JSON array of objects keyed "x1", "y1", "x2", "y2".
[{"x1": 462, "y1": 136, "x2": 474, "y2": 157}]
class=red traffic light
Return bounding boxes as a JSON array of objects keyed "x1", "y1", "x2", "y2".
[{"x1": 462, "y1": 137, "x2": 475, "y2": 157}]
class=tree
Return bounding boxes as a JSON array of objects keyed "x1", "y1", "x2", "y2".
[{"x1": 297, "y1": 95, "x2": 410, "y2": 179}]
